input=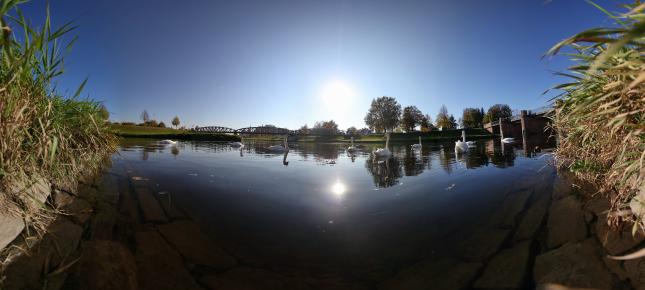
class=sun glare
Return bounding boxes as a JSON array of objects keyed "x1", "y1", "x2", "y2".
[
  {"x1": 320, "y1": 79, "x2": 356, "y2": 107},
  {"x1": 331, "y1": 180, "x2": 346, "y2": 197}
]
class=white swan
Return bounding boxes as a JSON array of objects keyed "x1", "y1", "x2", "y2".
[
  {"x1": 411, "y1": 136, "x2": 422, "y2": 150},
  {"x1": 230, "y1": 136, "x2": 244, "y2": 148},
  {"x1": 466, "y1": 141, "x2": 476, "y2": 147},
  {"x1": 373, "y1": 133, "x2": 392, "y2": 158},
  {"x1": 455, "y1": 140, "x2": 469, "y2": 153},
  {"x1": 347, "y1": 137, "x2": 357, "y2": 153},
  {"x1": 159, "y1": 139, "x2": 177, "y2": 145},
  {"x1": 502, "y1": 137, "x2": 515, "y2": 143},
  {"x1": 267, "y1": 136, "x2": 289, "y2": 152}
]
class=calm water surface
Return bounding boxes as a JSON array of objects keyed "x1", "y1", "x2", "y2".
[{"x1": 112, "y1": 137, "x2": 554, "y2": 281}]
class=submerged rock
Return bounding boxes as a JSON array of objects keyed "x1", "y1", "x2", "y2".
[
  {"x1": 135, "y1": 230, "x2": 202, "y2": 290},
  {"x1": 547, "y1": 196, "x2": 587, "y2": 249},
  {"x1": 514, "y1": 190, "x2": 550, "y2": 242},
  {"x1": 157, "y1": 220, "x2": 237, "y2": 270},
  {"x1": 488, "y1": 188, "x2": 533, "y2": 228},
  {"x1": 200, "y1": 267, "x2": 312, "y2": 290},
  {"x1": 68, "y1": 240, "x2": 138, "y2": 290},
  {"x1": 534, "y1": 239, "x2": 615, "y2": 289},
  {"x1": 457, "y1": 229, "x2": 511, "y2": 262},
  {"x1": 379, "y1": 258, "x2": 482, "y2": 290},
  {"x1": 473, "y1": 240, "x2": 532, "y2": 289}
]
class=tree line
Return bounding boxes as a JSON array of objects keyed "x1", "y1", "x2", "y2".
[
  {"x1": 363, "y1": 96, "x2": 513, "y2": 133},
  {"x1": 297, "y1": 97, "x2": 514, "y2": 135}
]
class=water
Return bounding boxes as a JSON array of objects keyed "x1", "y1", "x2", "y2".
[{"x1": 112, "y1": 137, "x2": 555, "y2": 284}]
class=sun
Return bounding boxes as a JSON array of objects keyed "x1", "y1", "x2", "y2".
[{"x1": 319, "y1": 79, "x2": 356, "y2": 108}]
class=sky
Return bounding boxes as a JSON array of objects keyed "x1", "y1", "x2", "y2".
[{"x1": 16, "y1": 0, "x2": 621, "y2": 130}]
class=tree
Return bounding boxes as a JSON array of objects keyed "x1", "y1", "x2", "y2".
[
  {"x1": 420, "y1": 114, "x2": 433, "y2": 132},
  {"x1": 158, "y1": 121, "x2": 166, "y2": 128},
  {"x1": 461, "y1": 107, "x2": 484, "y2": 128},
  {"x1": 435, "y1": 105, "x2": 454, "y2": 129},
  {"x1": 364, "y1": 96, "x2": 402, "y2": 133},
  {"x1": 141, "y1": 110, "x2": 149, "y2": 123},
  {"x1": 448, "y1": 115, "x2": 457, "y2": 129},
  {"x1": 172, "y1": 116, "x2": 180, "y2": 128},
  {"x1": 346, "y1": 126, "x2": 358, "y2": 136},
  {"x1": 483, "y1": 104, "x2": 512, "y2": 123},
  {"x1": 312, "y1": 120, "x2": 339, "y2": 135},
  {"x1": 401, "y1": 106, "x2": 424, "y2": 132}
]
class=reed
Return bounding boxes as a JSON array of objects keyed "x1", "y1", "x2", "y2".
[
  {"x1": 547, "y1": 2, "x2": 644, "y2": 227},
  {"x1": 0, "y1": 0, "x2": 116, "y2": 231}
]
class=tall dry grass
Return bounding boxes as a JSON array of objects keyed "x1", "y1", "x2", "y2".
[
  {"x1": 0, "y1": 0, "x2": 116, "y2": 230},
  {"x1": 547, "y1": 2, "x2": 644, "y2": 228}
]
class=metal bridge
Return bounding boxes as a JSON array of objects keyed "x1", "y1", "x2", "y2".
[{"x1": 193, "y1": 126, "x2": 298, "y2": 135}]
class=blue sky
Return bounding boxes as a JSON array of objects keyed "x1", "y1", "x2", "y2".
[{"x1": 17, "y1": 0, "x2": 619, "y2": 129}]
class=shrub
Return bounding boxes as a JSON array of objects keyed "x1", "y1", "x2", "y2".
[
  {"x1": 0, "y1": 1, "x2": 116, "y2": 230},
  {"x1": 547, "y1": 2, "x2": 644, "y2": 227}
]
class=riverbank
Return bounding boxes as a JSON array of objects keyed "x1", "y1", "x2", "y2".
[
  {"x1": 110, "y1": 124, "x2": 240, "y2": 141},
  {"x1": 245, "y1": 128, "x2": 494, "y2": 143}
]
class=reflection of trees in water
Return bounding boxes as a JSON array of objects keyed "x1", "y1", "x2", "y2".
[
  {"x1": 365, "y1": 156, "x2": 403, "y2": 188},
  {"x1": 402, "y1": 147, "x2": 426, "y2": 176},
  {"x1": 484, "y1": 140, "x2": 516, "y2": 168},
  {"x1": 437, "y1": 146, "x2": 454, "y2": 174}
]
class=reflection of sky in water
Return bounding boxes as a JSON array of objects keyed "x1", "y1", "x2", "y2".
[{"x1": 113, "y1": 137, "x2": 555, "y2": 273}]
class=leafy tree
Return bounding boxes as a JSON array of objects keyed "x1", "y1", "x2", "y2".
[
  {"x1": 346, "y1": 126, "x2": 358, "y2": 136},
  {"x1": 435, "y1": 105, "x2": 454, "y2": 129},
  {"x1": 141, "y1": 110, "x2": 149, "y2": 123},
  {"x1": 171, "y1": 116, "x2": 180, "y2": 128},
  {"x1": 364, "y1": 96, "x2": 402, "y2": 133},
  {"x1": 158, "y1": 121, "x2": 166, "y2": 128},
  {"x1": 420, "y1": 114, "x2": 433, "y2": 132},
  {"x1": 401, "y1": 105, "x2": 424, "y2": 132},
  {"x1": 483, "y1": 104, "x2": 512, "y2": 123},
  {"x1": 312, "y1": 120, "x2": 339, "y2": 135},
  {"x1": 461, "y1": 107, "x2": 484, "y2": 128}
]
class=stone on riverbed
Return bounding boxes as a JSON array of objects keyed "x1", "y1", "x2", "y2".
[
  {"x1": 200, "y1": 267, "x2": 312, "y2": 290},
  {"x1": 473, "y1": 240, "x2": 532, "y2": 289},
  {"x1": 514, "y1": 190, "x2": 550, "y2": 242},
  {"x1": 488, "y1": 188, "x2": 533, "y2": 228},
  {"x1": 547, "y1": 196, "x2": 587, "y2": 249},
  {"x1": 379, "y1": 258, "x2": 482, "y2": 290},
  {"x1": 135, "y1": 230, "x2": 202, "y2": 290},
  {"x1": 68, "y1": 240, "x2": 138, "y2": 290},
  {"x1": 157, "y1": 220, "x2": 237, "y2": 270},
  {"x1": 533, "y1": 239, "x2": 615, "y2": 289},
  {"x1": 457, "y1": 228, "x2": 511, "y2": 262},
  {"x1": 133, "y1": 184, "x2": 168, "y2": 223}
]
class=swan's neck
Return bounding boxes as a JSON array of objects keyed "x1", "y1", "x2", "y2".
[
  {"x1": 419, "y1": 136, "x2": 421, "y2": 145},
  {"x1": 385, "y1": 133, "x2": 390, "y2": 149},
  {"x1": 351, "y1": 137, "x2": 354, "y2": 146}
]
